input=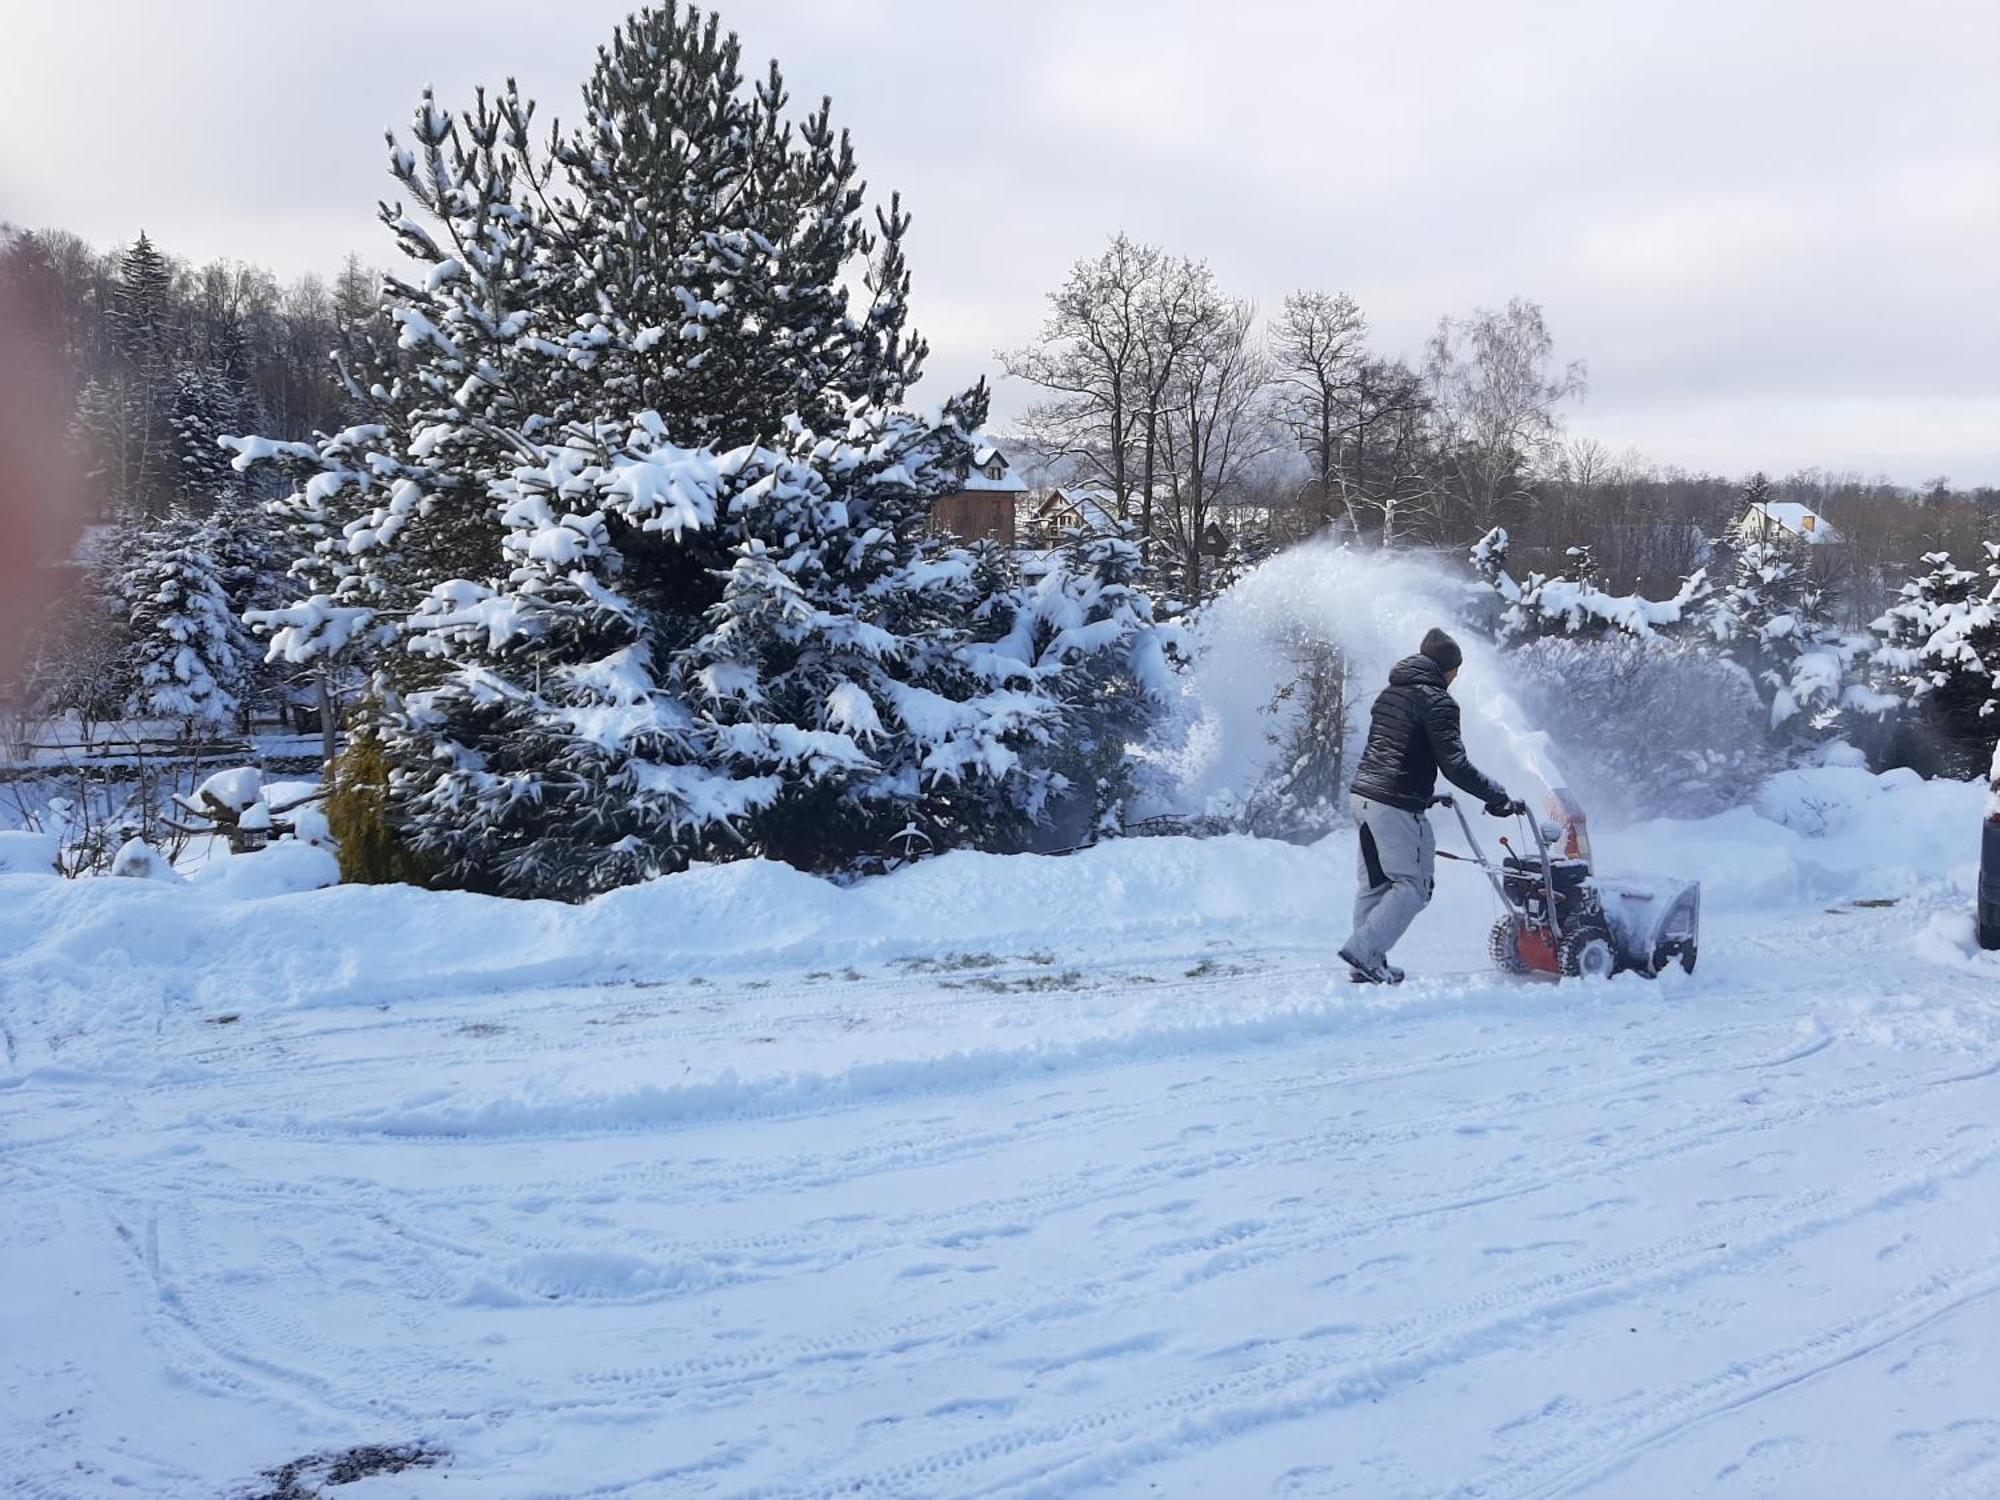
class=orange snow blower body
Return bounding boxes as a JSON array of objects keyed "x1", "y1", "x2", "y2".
[{"x1": 1439, "y1": 787, "x2": 1699, "y2": 981}]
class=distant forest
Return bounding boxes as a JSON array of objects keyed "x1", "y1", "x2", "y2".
[{"x1": 5, "y1": 224, "x2": 1994, "y2": 633}]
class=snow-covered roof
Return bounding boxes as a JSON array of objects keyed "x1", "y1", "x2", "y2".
[
  {"x1": 1744, "y1": 502, "x2": 1843, "y2": 545},
  {"x1": 960, "y1": 468, "x2": 1028, "y2": 494},
  {"x1": 956, "y1": 438, "x2": 1028, "y2": 494},
  {"x1": 1034, "y1": 485, "x2": 1123, "y2": 533}
]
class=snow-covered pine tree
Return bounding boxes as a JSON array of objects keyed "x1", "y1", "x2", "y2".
[
  {"x1": 1869, "y1": 548, "x2": 2000, "y2": 772},
  {"x1": 551, "y1": 5, "x2": 926, "y2": 447},
  {"x1": 1470, "y1": 527, "x2": 1709, "y2": 644},
  {"x1": 118, "y1": 510, "x2": 250, "y2": 731},
  {"x1": 229, "y1": 5, "x2": 1165, "y2": 895},
  {"x1": 77, "y1": 233, "x2": 181, "y2": 519},
  {"x1": 231, "y1": 80, "x2": 589, "y2": 702},
  {"x1": 1704, "y1": 536, "x2": 1853, "y2": 739}
]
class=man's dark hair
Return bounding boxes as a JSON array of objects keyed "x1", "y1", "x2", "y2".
[{"x1": 1421, "y1": 627, "x2": 1463, "y2": 674}]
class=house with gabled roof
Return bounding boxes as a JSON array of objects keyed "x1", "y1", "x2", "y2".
[
  {"x1": 1735, "y1": 500, "x2": 1844, "y2": 547},
  {"x1": 927, "y1": 439, "x2": 1028, "y2": 546},
  {"x1": 1027, "y1": 484, "x2": 1124, "y2": 543}
]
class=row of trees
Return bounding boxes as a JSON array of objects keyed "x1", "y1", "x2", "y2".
[
  {"x1": 1470, "y1": 499, "x2": 2000, "y2": 782},
  {"x1": 1001, "y1": 234, "x2": 1997, "y2": 620},
  {"x1": 0, "y1": 222, "x2": 382, "y2": 746},
  {"x1": 1001, "y1": 234, "x2": 1594, "y2": 596},
  {"x1": 1, "y1": 226, "x2": 373, "y2": 521}
]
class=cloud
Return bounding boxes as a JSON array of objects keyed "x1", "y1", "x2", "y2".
[{"x1": 3, "y1": 0, "x2": 1993, "y2": 482}]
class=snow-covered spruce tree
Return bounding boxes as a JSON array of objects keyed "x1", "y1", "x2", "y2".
[
  {"x1": 1869, "y1": 549, "x2": 2000, "y2": 773},
  {"x1": 228, "y1": 8, "x2": 1149, "y2": 895},
  {"x1": 973, "y1": 526, "x2": 1174, "y2": 849},
  {"x1": 391, "y1": 428, "x2": 772, "y2": 897},
  {"x1": 174, "y1": 350, "x2": 291, "y2": 712},
  {"x1": 680, "y1": 404, "x2": 1059, "y2": 869},
  {"x1": 117, "y1": 510, "x2": 250, "y2": 731},
  {"x1": 76, "y1": 232, "x2": 182, "y2": 519},
  {"x1": 1703, "y1": 536, "x2": 1856, "y2": 741},
  {"x1": 1470, "y1": 527, "x2": 1710, "y2": 644}
]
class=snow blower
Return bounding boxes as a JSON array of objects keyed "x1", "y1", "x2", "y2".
[{"x1": 1436, "y1": 789, "x2": 1699, "y2": 980}]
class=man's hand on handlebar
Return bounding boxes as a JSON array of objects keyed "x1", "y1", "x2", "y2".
[{"x1": 1485, "y1": 794, "x2": 1529, "y2": 818}]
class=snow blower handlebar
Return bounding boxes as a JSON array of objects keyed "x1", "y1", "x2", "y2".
[{"x1": 1431, "y1": 793, "x2": 1566, "y2": 943}]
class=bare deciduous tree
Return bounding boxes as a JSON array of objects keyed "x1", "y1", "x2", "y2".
[
  {"x1": 1156, "y1": 299, "x2": 1277, "y2": 599},
  {"x1": 1000, "y1": 233, "x2": 1156, "y2": 520},
  {"x1": 1424, "y1": 297, "x2": 1585, "y2": 538},
  {"x1": 1271, "y1": 290, "x2": 1367, "y2": 534}
]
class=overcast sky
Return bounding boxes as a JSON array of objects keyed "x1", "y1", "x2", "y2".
[{"x1": 4, "y1": 0, "x2": 1996, "y2": 484}]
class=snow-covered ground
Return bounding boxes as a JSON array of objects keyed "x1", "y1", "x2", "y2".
[{"x1": 3, "y1": 765, "x2": 1998, "y2": 1497}]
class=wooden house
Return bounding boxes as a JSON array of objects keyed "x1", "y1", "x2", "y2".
[
  {"x1": 1027, "y1": 485, "x2": 1123, "y2": 543},
  {"x1": 928, "y1": 442, "x2": 1028, "y2": 546}
]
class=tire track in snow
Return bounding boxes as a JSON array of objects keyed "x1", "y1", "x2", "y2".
[
  {"x1": 282, "y1": 1029, "x2": 1965, "y2": 1431},
  {"x1": 729, "y1": 1138, "x2": 2000, "y2": 1500},
  {"x1": 1498, "y1": 1268, "x2": 2000, "y2": 1498}
]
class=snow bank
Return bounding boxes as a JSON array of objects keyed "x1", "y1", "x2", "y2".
[
  {"x1": 0, "y1": 830, "x2": 57, "y2": 875},
  {"x1": 0, "y1": 764, "x2": 1983, "y2": 1078},
  {"x1": 1623, "y1": 766, "x2": 1982, "y2": 908},
  {"x1": 186, "y1": 840, "x2": 340, "y2": 899},
  {"x1": 0, "y1": 834, "x2": 1358, "y2": 1075}
]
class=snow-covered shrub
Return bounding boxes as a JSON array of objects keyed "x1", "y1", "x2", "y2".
[
  {"x1": 323, "y1": 708, "x2": 428, "y2": 887},
  {"x1": 167, "y1": 765, "x2": 328, "y2": 857},
  {"x1": 1239, "y1": 634, "x2": 1352, "y2": 842},
  {"x1": 1504, "y1": 634, "x2": 1772, "y2": 821},
  {"x1": 110, "y1": 836, "x2": 177, "y2": 881}
]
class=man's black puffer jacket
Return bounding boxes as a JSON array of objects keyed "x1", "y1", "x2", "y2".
[{"x1": 1349, "y1": 654, "x2": 1509, "y2": 813}]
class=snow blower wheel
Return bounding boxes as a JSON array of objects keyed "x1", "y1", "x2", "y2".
[
  {"x1": 1488, "y1": 917, "x2": 1527, "y2": 975},
  {"x1": 1558, "y1": 925, "x2": 1618, "y2": 980}
]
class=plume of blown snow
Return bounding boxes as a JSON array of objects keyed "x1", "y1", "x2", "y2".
[{"x1": 1144, "y1": 542, "x2": 1573, "y2": 820}]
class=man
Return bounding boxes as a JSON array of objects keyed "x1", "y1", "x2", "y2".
[{"x1": 1340, "y1": 627, "x2": 1522, "y2": 985}]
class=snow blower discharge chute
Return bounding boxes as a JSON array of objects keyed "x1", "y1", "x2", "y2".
[{"x1": 1436, "y1": 788, "x2": 1699, "y2": 980}]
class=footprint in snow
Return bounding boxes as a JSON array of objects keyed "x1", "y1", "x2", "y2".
[{"x1": 1715, "y1": 1435, "x2": 1819, "y2": 1487}]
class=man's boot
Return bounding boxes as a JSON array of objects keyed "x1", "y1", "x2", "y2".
[{"x1": 1340, "y1": 946, "x2": 1406, "y2": 986}]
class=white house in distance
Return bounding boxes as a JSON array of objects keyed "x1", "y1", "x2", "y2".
[{"x1": 1735, "y1": 500, "x2": 1844, "y2": 547}]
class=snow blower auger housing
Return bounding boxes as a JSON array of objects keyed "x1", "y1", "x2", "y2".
[{"x1": 1436, "y1": 791, "x2": 1699, "y2": 980}]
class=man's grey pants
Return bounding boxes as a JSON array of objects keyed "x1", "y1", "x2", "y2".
[{"x1": 1342, "y1": 794, "x2": 1436, "y2": 968}]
